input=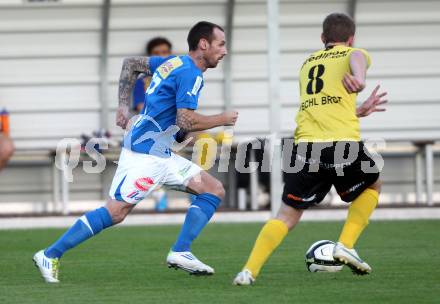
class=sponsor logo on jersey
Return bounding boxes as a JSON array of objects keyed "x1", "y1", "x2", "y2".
[
  {"x1": 134, "y1": 177, "x2": 154, "y2": 191},
  {"x1": 158, "y1": 57, "x2": 183, "y2": 79},
  {"x1": 302, "y1": 49, "x2": 350, "y2": 67}
]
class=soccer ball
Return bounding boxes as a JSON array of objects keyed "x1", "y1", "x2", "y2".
[{"x1": 305, "y1": 240, "x2": 343, "y2": 273}]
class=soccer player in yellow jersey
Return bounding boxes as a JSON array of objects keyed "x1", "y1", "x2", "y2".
[{"x1": 233, "y1": 13, "x2": 388, "y2": 285}]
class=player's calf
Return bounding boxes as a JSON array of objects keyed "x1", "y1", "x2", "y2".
[{"x1": 33, "y1": 203, "x2": 127, "y2": 282}]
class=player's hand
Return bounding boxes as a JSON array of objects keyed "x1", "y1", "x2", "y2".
[
  {"x1": 223, "y1": 111, "x2": 239, "y2": 126},
  {"x1": 342, "y1": 73, "x2": 365, "y2": 93},
  {"x1": 356, "y1": 85, "x2": 388, "y2": 118},
  {"x1": 116, "y1": 105, "x2": 131, "y2": 129}
]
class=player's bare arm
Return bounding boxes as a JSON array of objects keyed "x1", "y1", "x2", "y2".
[
  {"x1": 176, "y1": 108, "x2": 238, "y2": 132},
  {"x1": 343, "y1": 50, "x2": 368, "y2": 94},
  {"x1": 356, "y1": 85, "x2": 388, "y2": 117},
  {"x1": 117, "y1": 56, "x2": 151, "y2": 129}
]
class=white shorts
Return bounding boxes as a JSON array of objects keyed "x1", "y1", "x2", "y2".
[{"x1": 109, "y1": 148, "x2": 202, "y2": 204}]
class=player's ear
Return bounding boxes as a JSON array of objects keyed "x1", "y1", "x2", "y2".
[
  {"x1": 321, "y1": 33, "x2": 326, "y2": 45},
  {"x1": 199, "y1": 38, "x2": 208, "y2": 51},
  {"x1": 347, "y1": 36, "x2": 355, "y2": 47}
]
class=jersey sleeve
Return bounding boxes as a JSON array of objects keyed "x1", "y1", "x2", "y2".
[
  {"x1": 352, "y1": 48, "x2": 371, "y2": 68},
  {"x1": 175, "y1": 69, "x2": 203, "y2": 110}
]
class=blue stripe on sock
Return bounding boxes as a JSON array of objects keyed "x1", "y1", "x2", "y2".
[
  {"x1": 44, "y1": 219, "x2": 93, "y2": 259},
  {"x1": 44, "y1": 207, "x2": 113, "y2": 259}
]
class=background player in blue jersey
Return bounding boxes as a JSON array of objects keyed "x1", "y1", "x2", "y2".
[{"x1": 33, "y1": 21, "x2": 238, "y2": 282}]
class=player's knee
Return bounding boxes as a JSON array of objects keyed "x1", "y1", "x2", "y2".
[
  {"x1": 275, "y1": 215, "x2": 295, "y2": 230},
  {"x1": 105, "y1": 200, "x2": 132, "y2": 224},
  {"x1": 276, "y1": 203, "x2": 303, "y2": 230},
  {"x1": 368, "y1": 179, "x2": 382, "y2": 193},
  {"x1": 110, "y1": 211, "x2": 126, "y2": 224},
  {"x1": 211, "y1": 180, "x2": 225, "y2": 200}
]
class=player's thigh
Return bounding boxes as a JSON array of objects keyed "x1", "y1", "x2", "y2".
[
  {"x1": 186, "y1": 170, "x2": 225, "y2": 198},
  {"x1": 282, "y1": 167, "x2": 332, "y2": 210},
  {"x1": 333, "y1": 146, "x2": 380, "y2": 202},
  {"x1": 109, "y1": 149, "x2": 167, "y2": 204},
  {"x1": 163, "y1": 153, "x2": 224, "y2": 198},
  {"x1": 160, "y1": 153, "x2": 201, "y2": 192}
]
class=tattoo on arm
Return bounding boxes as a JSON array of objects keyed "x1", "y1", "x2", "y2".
[
  {"x1": 176, "y1": 108, "x2": 226, "y2": 132},
  {"x1": 176, "y1": 109, "x2": 196, "y2": 132},
  {"x1": 118, "y1": 56, "x2": 150, "y2": 108}
]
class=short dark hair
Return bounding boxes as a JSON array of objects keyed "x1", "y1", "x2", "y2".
[
  {"x1": 146, "y1": 37, "x2": 172, "y2": 56},
  {"x1": 322, "y1": 13, "x2": 356, "y2": 44},
  {"x1": 187, "y1": 21, "x2": 224, "y2": 51}
]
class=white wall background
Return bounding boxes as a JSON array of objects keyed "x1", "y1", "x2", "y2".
[
  {"x1": 1, "y1": 0, "x2": 440, "y2": 149},
  {"x1": 0, "y1": 0, "x2": 439, "y2": 207}
]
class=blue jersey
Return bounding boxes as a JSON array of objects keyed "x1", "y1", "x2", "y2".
[
  {"x1": 132, "y1": 55, "x2": 174, "y2": 112},
  {"x1": 124, "y1": 55, "x2": 204, "y2": 156}
]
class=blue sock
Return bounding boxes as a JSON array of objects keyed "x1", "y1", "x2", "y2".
[
  {"x1": 44, "y1": 207, "x2": 113, "y2": 259},
  {"x1": 172, "y1": 193, "x2": 221, "y2": 252}
]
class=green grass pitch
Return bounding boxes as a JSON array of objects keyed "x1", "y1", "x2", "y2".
[{"x1": 1, "y1": 220, "x2": 439, "y2": 303}]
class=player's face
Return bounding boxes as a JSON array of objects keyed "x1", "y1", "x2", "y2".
[
  {"x1": 150, "y1": 44, "x2": 172, "y2": 57},
  {"x1": 205, "y1": 28, "x2": 227, "y2": 68}
]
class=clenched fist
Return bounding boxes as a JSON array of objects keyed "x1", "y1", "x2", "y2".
[
  {"x1": 116, "y1": 105, "x2": 131, "y2": 129},
  {"x1": 222, "y1": 111, "x2": 239, "y2": 126},
  {"x1": 342, "y1": 73, "x2": 365, "y2": 94}
]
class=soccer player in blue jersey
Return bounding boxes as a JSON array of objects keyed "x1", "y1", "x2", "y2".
[
  {"x1": 33, "y1": 21, "x2": 238, "y2": 283},
  {"x1": 132, "y1": 37, "x2": 173, "y2": 211}
]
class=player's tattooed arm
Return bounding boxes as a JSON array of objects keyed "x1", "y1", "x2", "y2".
[
  {"x1": 176, "y1": 109, "x2": 196, "y2": 132},
  {"x1": 119, "y1": 56, "x2": 150, "y2": 107},
  {"x1": 176, "y1": 109, "x2": 238, "y2": 132},
  {"x1": 116, "y1": 56, "x2": 151, "y2": 129}
]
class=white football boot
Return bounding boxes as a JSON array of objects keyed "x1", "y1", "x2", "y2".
[
  {"x1": 33, "y1": 250, "x2": 60, "y2": 283},
  {"x1": 166, "y1": 251, "x2": 214, "y2": 275},
  {"x1": 332, "y1": 242, "x2": 372, "y2": 275},
  {"x1": 233, "y1": 269, "x2": 255, "y2": 286}
]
